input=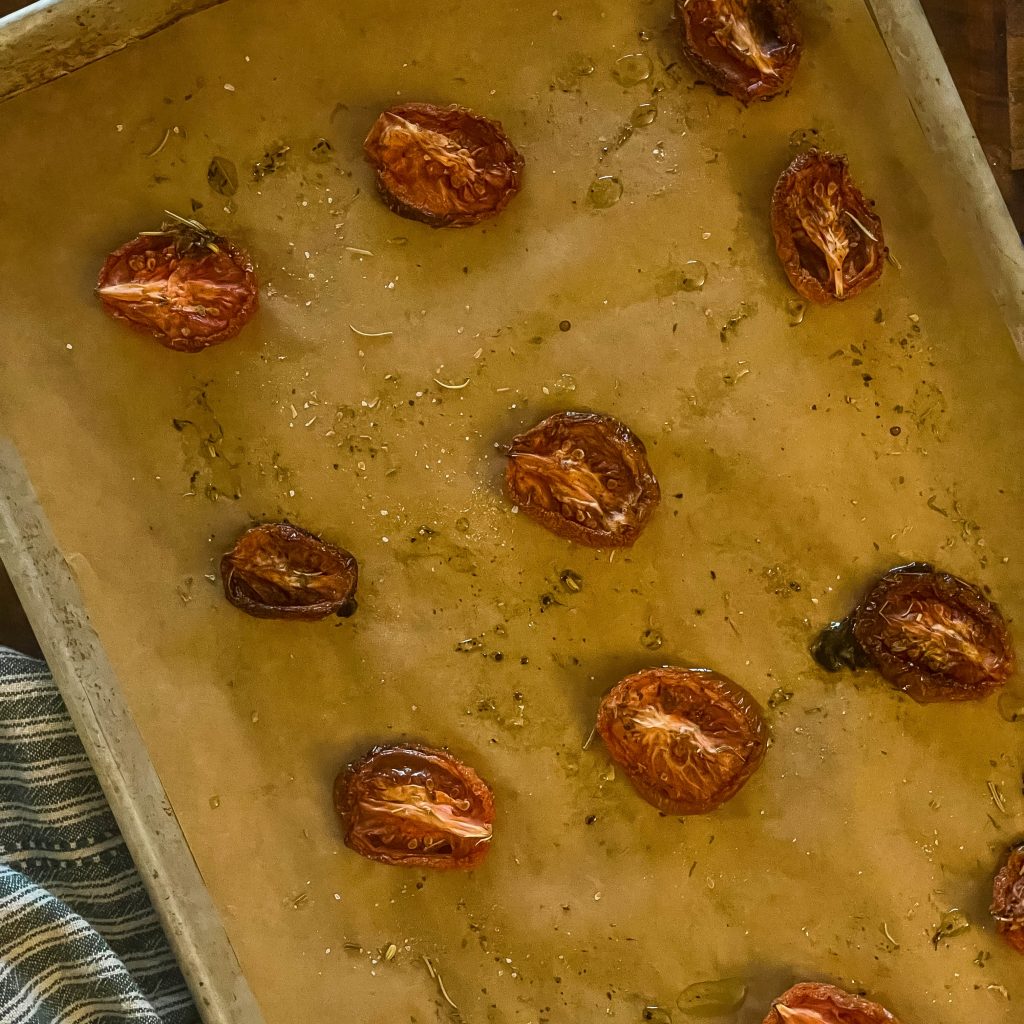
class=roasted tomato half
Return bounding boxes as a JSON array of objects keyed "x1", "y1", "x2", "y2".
[
  {"x1": 762, "y1": 983, "x2": 902, "y2": 1024},
  {"x1": 220, "y1": 523, "x2": 358, "y2": 621},
  {"x1": 844, "y1": 563, "x2": 1015, "y2": 703},
  {"x1": 771, "y1": 150, "x2": 886, "y2": 304},
  {"x1": 676, "y1": 0, "x2": 801, "y2": 103},
  {"x1": 363, "y1": 102, "x2": 524, "y2": 227},
  {"x1": 596, "y1": 667, "x2": 767, "y2": 814},
  {"x1": 334, "y1": 744, "x2": 495, "y2": 869},
  {"x1": 506, "y1": 411, "x2": 660, "y2": 548},
  {"x1": 991, "y1": 843, "x2": 1024, "y2": 953},
  {"x1": 97, "y1": 216, "x2": 258, "y2": 351}
]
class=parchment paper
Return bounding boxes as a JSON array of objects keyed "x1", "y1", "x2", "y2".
[{"x1": 1, "y1": 0, "x2": 1022, "y2": 1021}]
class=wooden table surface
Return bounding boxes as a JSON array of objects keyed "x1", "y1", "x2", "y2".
[{"x1": 920, "y1": 0, "x2": 1024, "y2": 230}]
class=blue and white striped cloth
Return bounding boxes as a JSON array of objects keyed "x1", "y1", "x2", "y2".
[{"x1": 0, "y1": 647, "x2": 197, "y2": 1023}]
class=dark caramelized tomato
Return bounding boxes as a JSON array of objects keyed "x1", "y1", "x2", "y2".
[
  {"x1": 676, "y1": 0, "x2": 801, "y2": 103},
  {"x1": 762, "y1": 983, "x2": 902, "y2": 1024},
  {"x1": 363, "y1": 102, "x2": 524, "y2": 227},
  {"x1": 850, "y1": 564, "x2": 1015, "y2": 703},
  {"x1": 334, "y1": 744, "x2": 495, "y2": 869},
  {"x1": 97, "y1": 223, "x2": 257, "y2": 351},
  {"x1": 771, "y1": 150, "x2": 886, "y2": 304},
  {"x1": 220, "y1": 523, "x2": 358, "y2": 621},
  {"x1": 505, "y1": 411, "x2": 660, "y2": 548},
  {"x1": 596, "y1": 667, "x2": 766, "y2": 814},
  {"x1": 991, "y1": 843, "x2": 1024, "y2": 953}
]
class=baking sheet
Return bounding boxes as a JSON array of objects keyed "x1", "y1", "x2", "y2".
[
  {"x1": 0, "y1": 0, "x2": 227, "y2": 104},
  {"x1": 1, "y1": 0, "x2": 1023, "y2": 1022},
  {"x1": 0, "y1": 441, "x2": 262, "y2": 1023}
]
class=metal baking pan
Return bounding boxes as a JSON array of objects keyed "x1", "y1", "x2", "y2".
[
  {"x1": 1, "y1": 1, "x2": 1022, "y2": 1022},
  {"x1": 0, "y1": 0, "x2": 226, "y2": 104}
]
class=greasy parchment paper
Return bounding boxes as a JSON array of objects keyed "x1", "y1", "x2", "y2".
[{"x1": 1, "y1": 1, "x2": 1023, "y2": 1022}]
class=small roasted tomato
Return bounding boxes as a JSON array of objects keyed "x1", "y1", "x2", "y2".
[
  {"x1": 220, "y1": 523, "x2": 357, "y2": 621},
  {"x1": 762, "y1": 983, "x2": 902, "y2": 1024},
  {"x1": 844, "y1": 563, "x2": 1015, "y2": 703},
  {"x1": 991, "y1": 843, "x2": 1024, "y2": 953},
  {"x1": 676, "y1": 0, "x2": 802, "y2": 103},
  {"x1": 334, "y1": 744, "x2": 495, "y2": 869},
  {"x1": 97, "y1": 215, "x2": 258, "y2": 351},
  {"x1": 771, "y1": 150, "x2": 886, "y2": 304},
  {"x1": 505, "y1": 411, "x2": 660, "y2": 548},
  {"x1": 596, "y1": 667, "x2": 766, "y2": 814},
  {"x1": 363, "y1": 102, "x2": 524, "y2": 227}
]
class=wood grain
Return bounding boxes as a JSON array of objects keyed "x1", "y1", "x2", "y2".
[
  {"x1": 1009, "y1": 0, "x2": 1024, "y2": 167},
  {"x1": 920, "y1": 0, "x2": 1024, "y2": 226}
]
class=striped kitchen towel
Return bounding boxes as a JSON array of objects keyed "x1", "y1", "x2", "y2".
[{"x1": 0, "y1": 647, "x2": 198, "y2": 1023}]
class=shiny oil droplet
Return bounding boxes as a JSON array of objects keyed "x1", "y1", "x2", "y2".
[
  {"x1": 641, "y1": 628, "x2": 664, "y2": 650},
  {"x1": 554, "y1": 55, "x2": 596, "y2": 91},
  {"x1": 679, "y1": 260, "x2": 707, "y2": 292},
  {"x1": 676, "y1": 979, "x2": 748, "y2": 1017},
  {"x1": 588, "y1": 175, "x2": 623, "y2": 209},
  {"x1": 932, "y1": 908, "x2": 970, "y2": 945},
  {"x1": 643, "y1": 1007, "x2": 673, "y2": 1024},
  {"x1": 612, "y1": 53, "x2": 653, "y2": 86},
  {"x1": 998, "y1": 688, "x2": 1024, "y2": 722},
  {"x1": 786, "y1": 298, "x2": 806, "y2": 325},
  {"x1": 789, "y1": 127, "x2": 820, "y2": 148},
  {"x1": 631, "y1": 103, "x2": 658, "y2": 127}
]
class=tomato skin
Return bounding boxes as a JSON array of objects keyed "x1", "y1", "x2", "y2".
[
  {"x1": 762, "y1": 983, "x2": 902, "y2": 1024},
  {"x1": 771, "y1": 150, "x2": 886, "y2": 304},
  {"x1": 676, "y1": 0, "x2": 801, "y2": 103},
  {"x1": 220, "y1": 523, "x2": 358, "y2": 621},
  {"x1": 363, "y1": 102, "x2": 524, "y2": 227},
  {"x1": 991, "y1": 844, "x2": 1024, "y2": 954},
  {"x1": 505, "y1": 411, "x2": 660, "y2": 548},
  {"x1": 97, "y1": 231, "x2": 258, "y2": 351},
  {"x1": 596, "y1": 667, "x2": 766, "y2": 815},
  {"x1": 334, "y1": 744, "x2": 495, "y2": 870},
  {"x1": 850, "y1": 564, "x2": 1015, "y2": 703}
]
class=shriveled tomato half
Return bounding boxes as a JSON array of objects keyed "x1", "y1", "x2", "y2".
[
  {"x1": 676, "y1": 0, "x2": 801, "y2": 103},
  {"x1": 771, "y1": 150, "x2": 886, "y2": 304},
  {"x1": 596, "y1": 667, "x2": 766, "y2": 814},
  {"x1": 506, "y1": 411, "x2": 660, "y2": 548},
  {"x1": 334, "y1": 744, "x2": 495, "y2": 869},
  {"x1": 97, "y1": 216, "x2": 258, "y2": 351},
  {"x1": 762, "y1": 983, "x2": 902, "y2": 1024},
  {"x1": 991, "y1": 843, "x2": 1024, "y2": 953},
  {"x1": 220, "y1": 523, "x2": 358, "y2": 621},
  {"x1": 363, "y1": 102, "x2": 524, "y2": 227},
  {"x1": 847, "y1": 563, "x2": 1015, "y2": 703}
]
